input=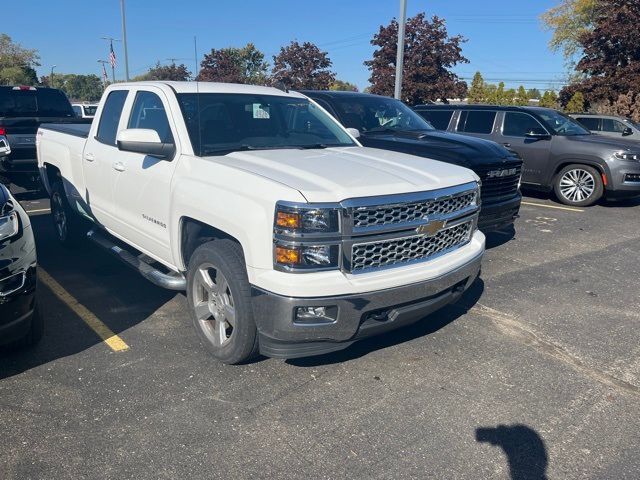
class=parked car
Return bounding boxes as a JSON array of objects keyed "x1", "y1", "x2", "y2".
[
  {"x1": 0, "y1": 86, "x2": 91, "y2": 187},
  {"x1": 571, "y1": 114, "x2": 640, "y2": 140},
  {"x1": 414, "y1": 105, "x2": 640, "y2": 206},
  {"x1": 72, "y1": 103, "x2": 98, "y2": 119},
  {"x1": 0, "y1": 182, "x2": 40, "y2": 349},
  {"x1": 37, "y1": 81, "x2": 485, "y2": 364},
  {"x1": 300, "y1": 90, "x2": 523, "y2": 232}
]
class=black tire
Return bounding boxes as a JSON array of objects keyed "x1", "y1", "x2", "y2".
[
  {"x1": 553, "y1": 164, "x2": 604, "y2": 207},
  {"x1": 4, "y1": 302, "x2": 43, "y2": 350},
  {"x1": 186, "y1": 239, "x2": 259, "y2": 364},
  {"x1": 50, "y1": 180, "x2": 85, "y2": 246}
]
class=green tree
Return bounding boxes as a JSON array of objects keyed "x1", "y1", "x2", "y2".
[
  {"x1": 467, "y1": 72, "x2": 486, "y2": 104},
  {"x1": 564, "y1": 91, "x2": 585, "y2": 112},
  {"x1": 494, "y1": 82, "x2": 506, "y2": 105},
  {"x1": 541, "y1": 0, "x2": 597, "y2": 64},
  {"x1": 134, "y1": 62, "x2": 191, "y2": 81},
  {"x1": 0, "y1": 34, "x2": 40, "y2": 85},
  {"x1": 527, "y1": 88, "x2": 542, "y2": 100},
  {"x1": 44, "y1": 73, "x2": 104, "y2": 101},
  {"x1": 198, "y1": 43, "x2": 268, "y2": 84},
  {"x1": 515, "y1": 85, "x2": 529, "y2": 106},
  {"x1": 539, "y1": 90, "x2": 559, "y2": 108},
  {"x1": 504, "y1": 88, "x2": 516, "y2": 106},
  {"x1": 485, "y1": 84, "x2": 498, "y2": 104},
  {"x1": 330, "y1": 80, "x2": 358, "y2": 91}
]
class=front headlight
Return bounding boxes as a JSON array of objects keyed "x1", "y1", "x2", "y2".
[
  {"x1": 274, "y1": 204, "x2": 340, "y2": 234},
  {"x1": 0, "y1": 211, "x2": 19, "y2": 241},
  {"x1": 274, "y1": 243, "x2": 341, "y2": 270},
  {"x1": 614, "y1": 151, "x2": 640, "y2": 161}
]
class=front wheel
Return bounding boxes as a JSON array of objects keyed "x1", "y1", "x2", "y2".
[
  {"x1": 186, "y1": 240, "x2": 259, "y2": 364},
  {"x1": 553, "y1": 164, "x2": 603, "y2": 207}
]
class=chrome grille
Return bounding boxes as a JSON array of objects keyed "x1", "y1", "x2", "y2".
[
  {"x1": 353, "y1": 191, "x2": 477, "y2": 229},
  {"x1": 350, "y1": 221, "x2": 473, "y2": 272}
]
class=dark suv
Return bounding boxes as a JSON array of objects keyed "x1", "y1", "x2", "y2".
[
  {"x1": 414, "y1": 105, "x2": 640, "y2": 206},
  {"x1": 301, "y1": 91, "x2": 523, "y2": 232}
]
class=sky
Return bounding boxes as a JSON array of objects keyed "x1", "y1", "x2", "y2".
[{"x1": 5, "y1": 0, "x2": 567, "y2": 92}]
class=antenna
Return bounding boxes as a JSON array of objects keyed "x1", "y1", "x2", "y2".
[{"x1": 194, "y1": 36, "x2": 202, "y2": 156}]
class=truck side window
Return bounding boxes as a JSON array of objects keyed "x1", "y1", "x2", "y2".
[
  {"x1": 457, "y1": 111, "x2": 496, "y2": 134},
  {"x1": 502, "y1": 112, "x2": 546, "y2": 137},
  {"x1": 96, "y1": 90, "x2": 128, "y2": 145},
  {"x1": 417, "y1": 110, "x2": 453, "y2": 130},
  {"x1": 128, "y1": 91, "x2": 173, "y2": 143}
]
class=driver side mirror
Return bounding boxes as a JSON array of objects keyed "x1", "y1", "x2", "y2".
[
  {"x1": 346, "y1": 127, "x2": 360, "y2": 139},
  {"x1": 525, "y1": 128, "x2": 551, "y2": 140},
  {"x1": 622, "y1": 127, "x2": 634, "y2": 137},
  {"x1": 116, "y1": 129, "x2": 175, "y2": 160}
]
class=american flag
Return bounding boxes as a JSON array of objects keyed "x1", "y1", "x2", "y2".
[
  {"x1": 101, "y1": 62, "x2": 108, "y2": 83},
  {"x1": 109, "y1": 43, "x2": 117, "y2": 68}
]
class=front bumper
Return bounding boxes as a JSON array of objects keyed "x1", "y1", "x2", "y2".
[
  {"x1": 605, "y1": 161, "x2": 640, "y2": 199},
  {"x1": 478, "y1": 194, "x2": 521, "y2": 232},
  {"x1": 0, "y1": 266, "x2": 37, "y2": 345},
  {"x1": 252, "y1": 251, "x2": 482, "y2": 359}
]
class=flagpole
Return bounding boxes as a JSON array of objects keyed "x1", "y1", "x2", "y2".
[{"x1": 101, "y1": 36, "x2": 119, "y2": 82}]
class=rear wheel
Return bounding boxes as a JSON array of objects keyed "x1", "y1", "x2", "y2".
[
  {"x1": 186, "y1": 240, "x2": 259, "y2": 364},
  {"x1": 50, "y1": 180, "x2": 85, "y2": 246},
  {"x1": 553, "y1": 164, "x2": 603, "y2": 207}
]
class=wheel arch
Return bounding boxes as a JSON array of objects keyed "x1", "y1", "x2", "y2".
[{"x1": 179, "y1": 217, "x2": 246, "y2": 270}]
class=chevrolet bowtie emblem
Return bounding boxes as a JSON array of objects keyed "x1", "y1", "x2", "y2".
[{"x1": 416, "y1": 220, "x2": 447, "y2": 236}]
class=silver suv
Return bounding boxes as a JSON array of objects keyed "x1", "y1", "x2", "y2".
[{"x1": 571, "y1": 114, "x2": 640, "y2": 140}]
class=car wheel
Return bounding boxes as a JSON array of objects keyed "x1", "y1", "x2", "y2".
[
  {"x1": 51, "y1": 180, "x2": 85, "y2": 246},
  {"x1": 4, "y1": 302, "x2": 43, "y2": 350},
  {"x1": 186, "y1": 239, "x2": 259, "y2": 364},
  {"x1": 554, "y1": 164, "x2": 603, "y2": 207}
]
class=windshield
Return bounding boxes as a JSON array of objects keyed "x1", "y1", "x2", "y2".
[
  {"x1": 83, "y1": 105, "x2": 98, "y2": 116},
  {"x1": 538, "y1": 110, "x2": 590, "y2": 136},
  {"x1": 334, "y1": 95, "x2": 434, "y2": 134},
  {"x1": 625, "y1": 119, "x2": 640, "y2": 130},
  {"x1": 176, "y1": 93, "x2": 356, "y2": 156}
]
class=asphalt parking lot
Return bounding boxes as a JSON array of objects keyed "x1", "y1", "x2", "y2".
[{"x1": 1, "y1": 188, "x2": 639, "y2": 480}]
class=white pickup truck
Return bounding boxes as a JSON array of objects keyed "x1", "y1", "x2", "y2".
[{"x1": 37, "y1": 81, "x2": 485, "y2": 364}]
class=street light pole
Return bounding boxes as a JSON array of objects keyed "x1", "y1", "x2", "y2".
[
  {"x1": 394, "y1": 0, "x2": 408, "y2": 100},
  {"x1": 50, "y1": 65, "x2": 56, "y2": 87},
  {"x1": 120, "y1": 0, "x2": 130, "y2": 81}
]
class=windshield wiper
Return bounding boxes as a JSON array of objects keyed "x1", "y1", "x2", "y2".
[
  {"x1": 297, "y1": 143, "x2": 328, "y2": 149},
  {"x1": 202, "y1": 145, "x2": 286, "y2": 155}
]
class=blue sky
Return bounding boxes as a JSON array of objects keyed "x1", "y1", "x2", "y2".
[{"x1": 6, "y1": 0, "x2": 566, "y2": 91}]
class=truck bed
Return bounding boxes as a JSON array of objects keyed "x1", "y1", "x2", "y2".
[{"x1": 40, "y1": 123, "x2": 91, "y2": 138}]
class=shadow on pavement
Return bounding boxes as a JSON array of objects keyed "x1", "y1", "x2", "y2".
[
  {"x1": 485, "y1": 224, "x2": 516, "y2": 249},
  {"x1": 0, "y1": 213, "x2": 176, "y2": 380},
  {"x1": 476, "y1": 424, "x2": 548, "y2": 480},
  {"x1": 287, "y1": 278, "x2": 485, "y2": 367}
]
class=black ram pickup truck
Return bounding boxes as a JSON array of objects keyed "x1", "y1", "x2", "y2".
[
  {"x1": 0, "y1": 86, "x2": 91, "y2": 188},
  {"x1": 300, "y1": 90, "x2": 523, "y2": 232}
]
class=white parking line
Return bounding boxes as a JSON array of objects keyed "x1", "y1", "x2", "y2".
[
  {"x1": 26, "y1": 208, "x2": 51, "y2": 214},
  {"x1": 521, "y1": 201, "x2": 584, "y2": 213}
]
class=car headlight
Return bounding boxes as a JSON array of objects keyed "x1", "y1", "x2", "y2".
[
  {"x1": 0, "y1": 211, "x2": 19, "y2": 241},
  {"x1": 614, "y1": 151, "x2": 640, "y2": 161},
  {"x1": 274, "y1": 243, "x2": 341, "y2": 270},
  {"x1": 274, "y1": 204, "x2": 340, "y2": 234}
]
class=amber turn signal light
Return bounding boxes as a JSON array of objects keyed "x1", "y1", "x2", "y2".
[
  {"x1": 275, "y1": 246, "x2": 301, "y2": 264},
  {"x1": 276, "y1": 211, "x2": 301, "y2": 229}
]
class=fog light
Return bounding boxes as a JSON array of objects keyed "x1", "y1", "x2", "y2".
[{"x1": 294, "y1": 305, "x2": 338, "y2": 325}]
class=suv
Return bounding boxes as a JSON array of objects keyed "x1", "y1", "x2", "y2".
[
  {"x1": 571, "y1": 114, "x2": 640, "y2": 140},
  {"x1": 414, "y1": 105, "x2": 640, "y2": 206},
  {"x1": 299, "y1": 91, "x2": 522, "y2": 232}
]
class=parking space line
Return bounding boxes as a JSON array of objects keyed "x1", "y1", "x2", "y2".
[
  {"x1": 39, "y1": 269, "x2": 129, "y2": 352},
  {"x1": 521, "y1": 201, "x2": 584, "y2": 213},
  {"x1": 26, "y1": 208, "x2": 51, "y2": 214}
]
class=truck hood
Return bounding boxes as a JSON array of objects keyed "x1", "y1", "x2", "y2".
[
  {"x1": 219, "y1": 146, "x2": 478, "y2": 203},
  {"x1": 360, "y1": 130, "x2": 516, "y2": 168}
]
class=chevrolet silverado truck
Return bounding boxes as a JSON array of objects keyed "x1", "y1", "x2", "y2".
[{"x1": 37, "y1": 81, "x2": 485, "y2": 364}]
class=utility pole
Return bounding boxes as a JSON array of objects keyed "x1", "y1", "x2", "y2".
[
  {"x1": 394, "y1": 0, "x2": 408, "y2": 100},
  {"x1": 101, "y1": 36, "x2": 120, "y2": 83},
  {"x1": 120, "y1": 0, "x2": 130, "y2": 81},
  {"x1": 50, "y1": 65, "x2": 56, "y2": 87}
]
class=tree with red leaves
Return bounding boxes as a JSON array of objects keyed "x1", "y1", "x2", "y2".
[
  {"x1": 271, "y1": 41, "x2": 335, "y2": 90},
  {"x1": 197, "y1": 43, "x2": 268, "y2": 84},
  {"x1": 365, "y1": 13, "x2": 468, "y2": 104}
]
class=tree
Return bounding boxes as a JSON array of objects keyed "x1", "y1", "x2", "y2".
[
  {"x1": 330, "y1": 80, "x2": 358, "y2": 92},
  {"x1": 271, "y1": 41, "x2": 335, "y2": 90},
  {"x1": 564, "y1": 91, "x2": 585, "y2": 112},
  {"x1": 467, "y1": 72, "x2": 486, "y2": 104},
  {"x1": 0, "y1": 34, "x2": 40, "y2": 86},
  {"x1": 42, "y1": 73, "x2": 104, "y2": 101},
  {"x1": 134, "y1": 62, "x2": 191, "y2": 81},
  {"x1": 539, "y1": 90, "x2": 559, "y2": 108},
  {"x1": 541, "y1": 0, "x2": 597, "y2": 64},
  {"x1": 365, "y1": 13, "x2": 468, "y2": 104},
  {"x1": 198, "y1": 43, "x2": 268, "y2": 84},
  {"x1": 527, "y1": 88, "x2": 542, "y2": 100},
  {"x1": 515, "y1": 85, "x2": 529, "y2": 106}
]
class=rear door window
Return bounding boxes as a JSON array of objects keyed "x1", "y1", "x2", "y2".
[
  {"x1": 416, "y1": 110, "x2": 453, "y2": 130},
  {"x1": 575, "y1": 117, "x2": 600, "y2": 131},
  {"x1": 96, "y1": 90, "x2": 128, "y2": 145},
  {"x1": 503, "y1": 112, "x2": 547, "y2": 137},
  {"x1": 456, "y1": 110, "x2": 497, "y2": 134}
]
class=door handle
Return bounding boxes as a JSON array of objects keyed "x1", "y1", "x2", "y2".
[
  {"x1": 502, "y1": 143, "x2": 511, "y2": 148},
  {"x1": 84, "y1": 153, "x2": 95, "y2": 162},
  {"x1": 113, "y1": 162, "x2": 126, "y2": 172}
]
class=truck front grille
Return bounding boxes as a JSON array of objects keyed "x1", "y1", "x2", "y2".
[
  {"x1": 350, "y1": 221, "x2": 473, "y2": 272},
  {"x1": 477, "y1": 165, "x2": 521, "y2": 203},
  {"x1": 352, "y1": 191, "x2": 477, "y2": 229}
]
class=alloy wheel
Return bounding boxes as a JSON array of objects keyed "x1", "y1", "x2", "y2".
[
  {"x1": 192, "y1": 263, "x2": 236, "y2": 347},
  {"x1": 559, "y1": 168, "x2": 596, "y2": 203},
  {"x1": 51, "y1": 192, "x2": 68, "y2": 240}
]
